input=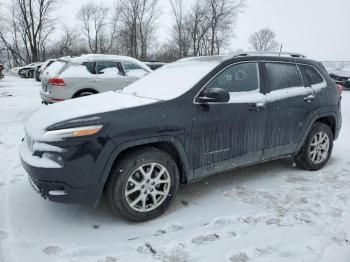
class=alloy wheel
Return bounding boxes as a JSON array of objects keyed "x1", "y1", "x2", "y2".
[
  {"x1": 309, "y1": 131, "x2": 330, "y2": 164},
  {"x1": 124, "y1": 163, "x2": 171, "y2": 212}
]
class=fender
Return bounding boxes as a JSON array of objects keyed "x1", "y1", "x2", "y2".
[
  {"x1": 96, "y1": 135, "x2": 192, "y2": 197},
  {"x1": 296, "y1": 109, "x2": 338, "y2": 153}
]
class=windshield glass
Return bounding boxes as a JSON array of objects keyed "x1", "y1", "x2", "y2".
[{"x1": 121, "y1": 58, "x2": 223, "y2": 100}]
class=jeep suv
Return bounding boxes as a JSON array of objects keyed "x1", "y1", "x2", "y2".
[{"x1": 20, "y1": 52, "x2": 342, "y2": 222}]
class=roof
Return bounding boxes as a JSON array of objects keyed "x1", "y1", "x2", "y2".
[
  {"x1": 176, "y1": 52, "x2": 320, "y2": 69},
  {"x1": 58, "y1": 54, "x2": 152, "y2": 72}
]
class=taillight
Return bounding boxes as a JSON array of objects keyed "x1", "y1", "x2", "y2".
[
  {"x1": 336, "y1": 84, "x2": 343, "y2": 95},
  {"x1": 48, "y1": 78, "x2": 66, "y2": 86}
]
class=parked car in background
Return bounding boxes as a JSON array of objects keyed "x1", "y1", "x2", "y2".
[
  {"x1": 40, "y1": 54, "x2": 152, "y2": 104},
  {"x1": 21, "y1": 52, "x2": 342, "y2": 221},
  {"x1": 144, "y1": 61, "x2": 166, "y2": 70},
  {"x1": 36, "y1": 59, "x2": 56, "y2": 82},
  {"x1": 328, "y1": 70, "x2": 350, "y2": 89},
  {"x1": 18, "y1": 62, "x2": 42, "y2": 78}
]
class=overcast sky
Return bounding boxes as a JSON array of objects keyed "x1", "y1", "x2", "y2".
[{"x1": 56, "y1": 0, "x2": 350, "y2": 61}]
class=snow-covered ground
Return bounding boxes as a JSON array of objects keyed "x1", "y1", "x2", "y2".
[{"x1": 0, "y1": 75, "x2": 350, "y2": 262}]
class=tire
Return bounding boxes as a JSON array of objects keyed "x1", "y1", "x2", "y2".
[
  {"x1": 28, "y1": 70, "x2": 34, "y2": 78},
  {"x1": 294, "y1": 122, "x2": 333, "y2": 171},
  {"x1": 75, "y1": 91, "x2": 96, "y2": 98},
  {"x1": 106, "y1": 147, "x2": 180, "y2": 222}
]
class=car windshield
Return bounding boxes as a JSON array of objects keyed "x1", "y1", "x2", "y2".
[{"x1": 121, "y1": 58, "x2": 223, "y2": 100}]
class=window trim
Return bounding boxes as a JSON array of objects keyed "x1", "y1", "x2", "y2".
[
  {"x1": 95, "y1": 61, "x2": 121, "y2": 75},
  {"x1": 194, "y1": 61, "x2": 262, "y2": 104},
  {"x1": 297, "y1": 64, "x2": 326, "y2": 87},
  {"x1": 263, "y1": 61, "x2": 305, "y2": 93}
]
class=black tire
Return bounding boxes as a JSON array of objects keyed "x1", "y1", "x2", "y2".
[
  {"x1": 294, "y1": 122, "x2": 333, "y2": 171},
  {"x1": 74, "y1": 91, "x2": 97, "y2": 98},
  {"x1": 28, "y1": 70, "x2": 34, "y2": 78},
  {"x1": 106, "y1": 147, "x2": 180, "y2": 222}
]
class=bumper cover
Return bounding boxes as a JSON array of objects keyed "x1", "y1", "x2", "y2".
[
  {"x1": 27, "y1": 176, "x2": 100, "y2": 206},
  {"x1": 20, "y1": 140, "x2": 102, "y2": 206}
]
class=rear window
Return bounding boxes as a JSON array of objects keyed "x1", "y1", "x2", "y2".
[
  {"x1": 299, "y1": 65, "x2": 324, "y2": 85},
  {"x1": 265, "y1": 63, "x2": 303, "y2": 91},
  {"x1": 82, "y1": 62, "x2": 96, "y2": 74},
  {"x1": 45, "y1": 61, "x2": 67, "y2": 75}
]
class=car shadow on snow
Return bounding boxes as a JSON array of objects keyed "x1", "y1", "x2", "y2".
[{"x1": 82, "y1": 158, "x2": 298, "y2": 223}]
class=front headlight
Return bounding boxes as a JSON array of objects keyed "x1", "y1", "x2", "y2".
[{"x1": 43, "y1": 125, "x2": 103, "y2": 140}]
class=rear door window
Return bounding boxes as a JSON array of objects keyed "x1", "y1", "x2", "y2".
[
  {"x1": 299, "y1": 65, "x2": 324, "y2": 86},
  {"x1": 264, "y1": 63, "x2": 303, "y2": 91},
  {"x1": 96, "y1": 61, "x2": 120, "y2": 75},
  {"x1": 206, "y1": 62, "x2": 260, "y2": 93},
  {"x1": 82, "y1": 62, "x2": 96, "y2": 74}
]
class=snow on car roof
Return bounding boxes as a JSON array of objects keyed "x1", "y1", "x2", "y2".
[{"x1": 66, "y1": 54, "x2": 152, "y2": 72}]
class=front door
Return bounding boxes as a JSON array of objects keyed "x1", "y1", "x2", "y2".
[{"x1": 191, "y1": 62, "x2": 268, "y2": 179}]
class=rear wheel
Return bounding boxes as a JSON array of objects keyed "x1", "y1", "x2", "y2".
[
  {"x1": 106, "y1": 147, "x2": 179, "y2": 222},
  {"x1": 74, "y1": 90, "x2": 97, "y2": 98},
  {"x1": 294, "y1": 122, "x2": 333, "y2": 171}
]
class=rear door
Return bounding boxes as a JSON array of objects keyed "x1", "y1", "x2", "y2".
[
  {"x1": 262, "y1": 62, "x2": 318, "y2": 159},
  {"x1": 121, "y1": 61, "x2": 149, "y2": 85},
  {"x1": 191, "y1": 62, "x2": 268, "y2": 179},
  {"x1": 94, "y1": 61, "x2": 128, "y2": 92}
]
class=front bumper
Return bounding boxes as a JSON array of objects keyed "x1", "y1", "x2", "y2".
[
  {"x1": 27, "y1": 175, "x2": 100, "y2": 205},
  {"x1": 19, "y1": 136, "x2": 112, "y2": 206}
]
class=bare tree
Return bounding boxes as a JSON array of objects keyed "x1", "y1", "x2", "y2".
[
  {"x1": 77, "y1": 2, "x2": 110, "y2": 54},
  {"x1": 117, "y1": 0, "x2": 160, "y2": 59},
  {"x1": 205, "y1": 0, "x2": 246, "y2": 55},
  {"x1": 0, "y1": 6, "x2": 27, "y2": 66},
  {"x1": 185, "y1": 1, "x2": 210, "y2": 56},
  {"x1": 167, "y1": 0, "x2": 245, "y2": 59},
  {"x1": 12, "y1": 0, "x2": 58, "y2": 62},
  {"x1": 169, "y1": 0, "x2": 190, "y2": 58},
  {"x1": 248, "y1": 27, "x2": 279, "y2": 52}
]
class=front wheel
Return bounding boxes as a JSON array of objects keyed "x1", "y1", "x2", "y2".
[
  {"x1": 294, "y1": 122, "x2": 333, "y2": 171},
  {"x1": 106, "y1": 147, "x2": 180, "y2": 222}
]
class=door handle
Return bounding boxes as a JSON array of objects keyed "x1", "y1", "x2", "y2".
[
  {"x1": 93, "y1": 79, "x2": 102, "y2": 83},
  {"x1": 250, "y1": 102, "x2": 266, "y2": 112},
  {"x1": 304, "y1": 94, "x2": 315, "y2": 103}
]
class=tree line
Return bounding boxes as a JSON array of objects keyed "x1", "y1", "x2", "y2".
[{"x1": 0, "y1": 0, "x2": 279, "y2": 67}]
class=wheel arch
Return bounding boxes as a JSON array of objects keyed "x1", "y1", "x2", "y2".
[
  {"x1": 297, "y1": 112, "x2": 337, "y2": 153},
  {"x1": 72, "y1": 88, "x2": 99, "y2": 98},
  {"x1": 98, "y1": 137, "x2": 192, "y2": 195}
]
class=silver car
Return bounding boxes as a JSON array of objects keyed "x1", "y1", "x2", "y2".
[{"x1": 40, "y1": 54, "x2": 152, "y2": 103}]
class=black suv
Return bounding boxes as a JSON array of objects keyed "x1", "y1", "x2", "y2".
[{"x1": 20, "y1": 52, "x2": 342, "y2": 221}]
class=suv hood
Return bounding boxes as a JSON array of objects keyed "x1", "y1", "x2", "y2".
[{"x1": 25, "y1": 91, "x2": 160, "y2": 141}]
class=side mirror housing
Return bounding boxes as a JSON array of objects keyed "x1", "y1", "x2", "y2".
[{"x1": 197, "y1": 87, "x2": 230, "y2": 103}]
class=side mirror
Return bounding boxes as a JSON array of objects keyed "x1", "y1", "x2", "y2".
[{"x1": 196, "y1": 87, "x2": 230, "y2": 103}]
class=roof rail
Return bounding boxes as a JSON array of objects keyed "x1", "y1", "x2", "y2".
[{"x1": 232, "y1": 51, "x2": 307, "y2": 59}]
